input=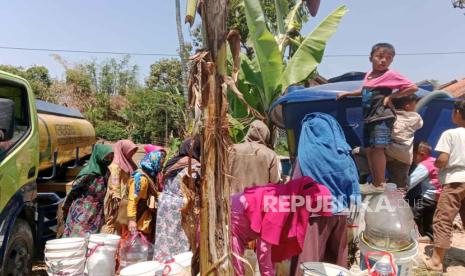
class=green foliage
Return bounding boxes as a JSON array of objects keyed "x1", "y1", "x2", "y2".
[
  {"x1": 278, "y1": 5, "x2": 348, "y2": 90},
  {"x1": 65, "y1": 65, "x2": 93, "y2": 95},
  {"x1": 145, "y1": 59, "x2": 183, "y2": 94},
  {"x1": 1, "y1": 56, "x2": 186, "y2": 146},
  {"x1": 275, "y1": 137, "x2": 289, "y2": 156},
  {"x1": 230, "y1": 2, "x2": 347, "y2": 122},
  {"x1": 166, "y1": 137, "x2": 182, "y2": 162},
  {"x1": 95, "y1": 120, "x2": 129, "y2": 141},
  {"x1": 0, "y1": 65, "x2": 54, "y2": 102},
  {"x1": 125, "y1": 88, "x2": 186, "y2": 144},
  {"x1": 228, "y1": 115, "x2": 247, "y2": 143}
]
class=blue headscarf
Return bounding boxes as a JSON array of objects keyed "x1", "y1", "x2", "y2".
[
  {"x1": 297, "y1": 112, "x2": 360, "y2": 214},
  {"x1": 133, "y1": 150, "x2": 165, "y2": 196}
]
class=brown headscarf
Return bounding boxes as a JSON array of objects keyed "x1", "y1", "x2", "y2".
[
  {"x1": 112, "y1": 140, "x2": 138, "y2": 174},
  {"x1": 245, "y1": 120, "x2": 270, "y2": 145}
]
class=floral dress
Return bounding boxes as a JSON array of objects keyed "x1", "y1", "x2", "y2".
[
  {"x1": 154, "y1": 167, "x2": 199, "y2": 260},
  {"x1": 63, "y1": 174, "x2": 107, "y2": 237}
]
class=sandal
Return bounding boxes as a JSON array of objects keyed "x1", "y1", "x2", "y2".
[{"x1": 421, "y1": 255, "x2": 443, "y2": 273}]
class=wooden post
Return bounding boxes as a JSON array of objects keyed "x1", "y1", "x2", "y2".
[{"x1": 198, "y1": 0, "x2": 232, "y2": 275}]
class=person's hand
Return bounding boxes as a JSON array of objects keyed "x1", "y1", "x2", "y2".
[
  {"x1": 383, "y1": 96, "x2": 392, "y2": 107},
  {"x1": 128, "y1": 220, "x2": 137, "y2": 233},
  {"x1": 336, "y1": 92, "x2": 348, "y2": 100}
]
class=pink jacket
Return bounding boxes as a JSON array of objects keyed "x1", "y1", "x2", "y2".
[{"x1": 243, "y1": 176, "x2": 332, "y2": 262}]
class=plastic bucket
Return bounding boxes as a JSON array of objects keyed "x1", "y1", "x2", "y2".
[
  {"x1": 359, "y1": 235, "x2": 418, "y2": 276},
  {"x1": 45, "y1": 238, "x2": 87, "y2": 276},
  {"x1": 86, "y1": 233, "x2": 121, "y2": 276},
  {"x1": 45, "y1": 237, "x2": 86, "y2": 251},
  {"x1": 46, "y1": 257, "x2": 86, "y2": 276},
  {"x1": 300, "y1": 262, "x2": 350, "y2": 276},
  {"x1": 120, "y1": 261, "x2": 163, "y2": 276}
]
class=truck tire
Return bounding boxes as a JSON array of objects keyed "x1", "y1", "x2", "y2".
[{"x1": 1, "y1": 219, "x2": 33, "y2": 276}]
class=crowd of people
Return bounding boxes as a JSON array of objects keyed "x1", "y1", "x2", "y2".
[{"x1": 57, "y1": 42, "x2": 465, "y2": 275}]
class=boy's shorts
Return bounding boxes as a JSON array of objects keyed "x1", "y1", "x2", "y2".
[{"x1": 363, "y1": 119, "x2": 394, "y2": 148}]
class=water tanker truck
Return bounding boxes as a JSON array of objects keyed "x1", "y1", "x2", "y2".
[{"x1": 0, "y1": 70, "x2": 95, "y2": 275}]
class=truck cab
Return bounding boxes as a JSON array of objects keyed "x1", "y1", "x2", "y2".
[{"x1": 0, "y1": 73, "x2": 38, "y2": 276}]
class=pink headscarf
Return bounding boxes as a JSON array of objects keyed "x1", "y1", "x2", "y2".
[
  {"x1": 144, "y1": 144, "x2": 165, "y2": 154},
  {"x1": 112, "y1": 140, "x2": 138, "y2": 174}
]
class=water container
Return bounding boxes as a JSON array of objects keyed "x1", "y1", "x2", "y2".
[
  {"x1": 365, "y1": 252, "x2": 396, "y2": 276},
  {"x1": 364, "y1": 183, "x2": 415, "y2": 251},
  {"x1": 300, "y1": 262, "x2": 350, "y2": 276},
  {"x1": 359, "y1": 235, "x2": 418, "y2": 276},
  {"x1": 44, "y1": 237, "x2": 87, "y2": 276},
  {"x1": 86, "y1": 233, "x2": 121, "y2": 276},
  {"x1": 119, "y1": 232, "x2": 152, "y2": 270},
  {"x1": 120, "y1": 261, "x2": 163, "y2": 276}
]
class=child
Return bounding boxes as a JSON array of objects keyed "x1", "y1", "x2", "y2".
[
  {"x1": 424, "y1": 100, "x2": 465, "y2": 271},
  {"x1": 405, "y1": 141, "x2": 441, "y2": 243},
  {"x1": 337, "y1": 43, "x2": 418, "y2": 193},
  {"x1": 385, "y1": 94, "x2": 423, "y2": 188}
]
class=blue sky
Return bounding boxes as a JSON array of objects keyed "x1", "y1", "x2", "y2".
[{"x1": 1, "y1": 0, "x2": 464, "y2": 84}]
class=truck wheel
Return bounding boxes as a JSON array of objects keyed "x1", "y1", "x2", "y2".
[{"x1": 2, "y1": 219, "x2": 33, "y2": 276}]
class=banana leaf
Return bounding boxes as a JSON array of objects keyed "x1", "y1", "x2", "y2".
[
  {"x1": 243, "y1": 0, "x2": 284, "y2": 110},
  {"x1": 278, "y1": 5, "x2": 348, "y2": 91}
]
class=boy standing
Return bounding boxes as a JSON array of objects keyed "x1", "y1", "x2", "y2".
[
  {"x1": 385, "y1": 95, "x2": 423, "y2": 188},
  {"x1": 424, "y1": 100, "x2": 465, "y2": 271},
  {"x1": 405, "y1": 141, "x2": 441, "y2": 243},
  {"x1": 337, "y1": 43, "x2": 418, "y2": 193}
]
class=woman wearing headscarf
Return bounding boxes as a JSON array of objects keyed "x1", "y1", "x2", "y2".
[
  {"x1": 153, "y1": 137, "x2": 201, "y2": 262},
  {"x1": 123, "y1": 149, "x2": 166, "y2": 240},
  {"x1": 144, "y1": 144, "x2": 166, "y2": 190},
  {"x1": 62, "y1": 144, "x2": 114, "y2": 237},
  {"x1": 101, "y1": 140, "x2": 138, "y2": 234}
]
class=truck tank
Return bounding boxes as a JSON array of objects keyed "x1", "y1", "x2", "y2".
[{"x1": 36, "y1": 100, "x2": 95, "y2": 171}]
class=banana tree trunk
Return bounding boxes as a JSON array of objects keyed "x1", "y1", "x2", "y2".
[{"x1": 199, "y1": 0, "x2": 232, "y2": 275}]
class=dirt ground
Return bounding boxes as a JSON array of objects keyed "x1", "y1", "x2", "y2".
[{"x1": 413, "y1": 230, "x2": 465, "y2": 276}]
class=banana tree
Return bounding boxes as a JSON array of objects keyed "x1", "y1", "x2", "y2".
[{"x1": 229, "y1": 1, "x2": 348, "y2": 129}]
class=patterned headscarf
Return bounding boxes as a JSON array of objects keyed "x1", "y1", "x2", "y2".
[{"x1": 133, "y1": 150, "x2": 166, "y2": 196}]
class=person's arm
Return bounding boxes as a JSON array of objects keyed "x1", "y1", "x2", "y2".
[
  {"x1": 336, "y1": 88, "x2": 362, "y2": 100},
  {"x1": 269, "y1": 155, "x2": 281, "y2": 184},
  {"x1": 434, "y1": 131, "x2": 451, "y2": 169},
  {"x1": 408, "y1": 164, "x2": 429, "y2": 190},
  {"x1": 127, "y1": 176, "x2": 148, "y2": 232},
  {"x1": 435, "y1": 152, "x2": 449, "y2": 169},
  {"x1": 108, "y1": 165, "x2": 122, "y2": 199},
  {"x1": 385, "y1": 85, "x2": 418, "y2": 106}
]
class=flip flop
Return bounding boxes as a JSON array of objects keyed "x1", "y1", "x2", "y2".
[{"x1": 420, "y1": 255, "x2": 443, "y2": 273}]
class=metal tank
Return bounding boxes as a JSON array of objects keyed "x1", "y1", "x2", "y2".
[{"x1": 36, "y1": 101, "x2": 95, "y2": 172}]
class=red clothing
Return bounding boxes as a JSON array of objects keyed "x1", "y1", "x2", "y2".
[{"x1": 242, "y1": 176, "x2": 332, "y2": 262}]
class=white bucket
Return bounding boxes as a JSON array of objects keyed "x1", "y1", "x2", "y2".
[
  {"x1": 46, "y1": 257, "x2": 86, "y2": 276},
  {"x1": 300, "y1": 262, "x2": 350, "y2": 276},
  {"x1": 86, "y1": 233, "x2": 121, "y2": 276},
  {"x1": 174, "y1": 252, "x2": 192, "y2": 268},
  {"x1": 45, "y1": 238, "x2": 87, "y2": 276},
  {"x1": 120, "y1": 261, "x2": 163, "y2": 276},
  {"x1": 45, "y1": 237, "x2": 86, "y2": 252},
  {"x1": 359, "y1": 236, "x2": 418, "y2": 276}
]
